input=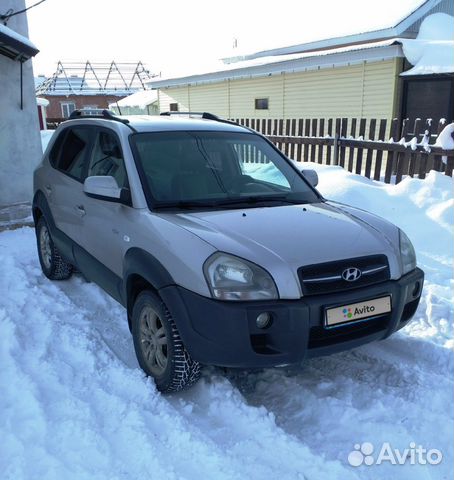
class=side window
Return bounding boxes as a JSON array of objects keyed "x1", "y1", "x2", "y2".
[
  {"x1": 48, "y1": 130, "x2": 67, "y2": 167},
  {"x1": 56, "y1": 128, "x2": 91, "y2": 181},
  {"x1": 87, "y1": 130, "x2": 128, "y2": 188}
]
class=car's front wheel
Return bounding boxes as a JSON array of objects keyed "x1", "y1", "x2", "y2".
[
  {"x1": 36, "y1": 216, "x2": 73, "y2": 280},
  {"x1": 132, "y1": 290, "x2": 201, "y2": 393}
]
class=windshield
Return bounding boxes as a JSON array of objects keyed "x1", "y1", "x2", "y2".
[{"x1": 130, "y1": 131, "x2": 321, "y2": 209}]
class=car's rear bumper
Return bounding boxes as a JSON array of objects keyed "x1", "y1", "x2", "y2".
[{"x1": 159, "y1": 268, "x2": 424, "y2": 367}]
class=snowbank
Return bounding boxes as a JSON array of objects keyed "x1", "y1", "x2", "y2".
[
  {"x1": 0, "y1": 165, "x2": 452, "y2": 479},
  {"x1": 435, "y1": 123, "x2": 454, "y2": 150}
]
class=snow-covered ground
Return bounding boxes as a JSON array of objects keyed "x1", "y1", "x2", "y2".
[
  {"x1": 0, "y1": 164, "x2": 452, "y2": 480},
  {"x1": 40, "y1": 130, "x2": 55, "y2": 153}
]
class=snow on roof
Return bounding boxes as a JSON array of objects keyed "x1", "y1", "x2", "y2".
[
  {"x1": 150, "y1": 40, "x2": 402, "y2": 88},
  {"x1": 36, "y1": 97, "x2": 49, "y2": 107},
  {"x1": 109, "y1": 89, "x2": 158, "y2": 109},
  {"x1": 400, "y1": 13, "x2": 454, "y2": 75},
  {"x1": 222, "y1": 0, "x2": 432, "y2": 63},
  {"x1": 0, "y1": 22, "x2": 37, "y2": 51},
  {"x1": 0, "y1": 22, "x2": 38, "y2": 60}
]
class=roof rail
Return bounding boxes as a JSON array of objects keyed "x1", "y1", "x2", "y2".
[
  {"x1": 160, "y1": 111, "x2": 220, "y2": 120},
  {"x1": 68, "y1": 109, "x2": 137, "y2": 132},
  {"x1": 160, "y1": 111, "x2": 241, "y2": 127}
]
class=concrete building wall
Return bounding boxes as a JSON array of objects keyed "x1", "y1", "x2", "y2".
[{"x1": 0, "y1": 0, "x2": 42, "y2": 205}]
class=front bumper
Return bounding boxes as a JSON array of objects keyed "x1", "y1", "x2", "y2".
[{"x1": 159, "y1": 268, "x2": 424, "y2": 367}]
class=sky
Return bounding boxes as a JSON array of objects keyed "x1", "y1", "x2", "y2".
[{"x1": 24, "y1": 0, "x2": 426, "y2": 78}]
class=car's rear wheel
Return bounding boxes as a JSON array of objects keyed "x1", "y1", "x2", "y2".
[
  {"x1": 36, "y1": 216, "x2": 73, "y2": 280},
  {"x1": 132, "y1": 290, "x2": 201, "y2": 393}
]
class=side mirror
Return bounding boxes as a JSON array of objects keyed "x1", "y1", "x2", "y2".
[
  {"x1": 301, "y1": 169, "x2": 318, "y2": 187},
  {"x1": 84, "y1": 176, "x2": 123, "y2": 202}
]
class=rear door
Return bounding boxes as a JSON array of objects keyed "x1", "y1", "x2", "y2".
[{"x1": 46, "y1": 126, "x2": 93, "y2": 244}]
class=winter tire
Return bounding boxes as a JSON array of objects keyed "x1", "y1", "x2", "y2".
[
  {"x1": 36, "y1": 216, "x2": 73, "y2": 280},
  {"x1": 132, "y1": 290, "x2": 201, "y2": 393}
]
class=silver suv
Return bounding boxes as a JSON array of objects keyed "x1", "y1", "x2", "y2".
[{"x1": 33, "y1": 110, "x2": 424, "y2": 393}]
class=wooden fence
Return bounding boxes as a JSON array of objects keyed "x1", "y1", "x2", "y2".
[{"x1": 232, "y1": 117, "x2": 454, "y2": 184}]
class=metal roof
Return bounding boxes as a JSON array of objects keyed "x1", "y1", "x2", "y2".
[
  {"x1": 150, "y1": 41, "x2": 404, "y2": 89},
  {"x1": 36, "y1": 61, "x2": 157, "y2": 96}
]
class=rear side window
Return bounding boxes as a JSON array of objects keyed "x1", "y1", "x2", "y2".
[
  {"x1": 48, "y1": 130, "x2": 67, "y2": 168},
  {"x1": 55, "y1": 128, "x2": 91, "y2": 181}
]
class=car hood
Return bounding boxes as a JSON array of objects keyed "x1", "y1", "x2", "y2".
[{"x1": 159, "y1": 202, "x2": 401, "y2": 298}]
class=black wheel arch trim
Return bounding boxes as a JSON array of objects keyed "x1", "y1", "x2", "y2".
[
  {"x1": 32, "y1": 191, "x2": 76, "y2": 265},
  {"x1": 123, "y1": 247, "x2": 176, "y2": 316},
  {"x1": 32, "y1": 190, "x2": 55, "y2": 229}
]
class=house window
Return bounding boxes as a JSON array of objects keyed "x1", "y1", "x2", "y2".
[
  {"x1": 255, "y1": 98, "x2": 269, "y2": 110},
  {"x1": 61, "y1": 102, "x2": 76, "y2": 118},
  {"x1": 169, "y1": 103, "x2": 179, "y2": 112}
]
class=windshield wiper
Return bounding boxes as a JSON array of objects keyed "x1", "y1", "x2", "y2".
[
  {"x1": 153, "y1": 200, "x2": 219, "y2": 210},
  {"x1": 154, "y1": 195, "x2": 307, "y2": 211},
  {"x1": 214, "y1": 195, "x2": 303, "y2": 207}
]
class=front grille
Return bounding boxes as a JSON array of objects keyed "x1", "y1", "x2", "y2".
[
  {"x1": 308, "y1": 316, "x2": 389, "y2": 349},
  {"x1": 299, "y1": 255, "x2": 390, "y2": 296}
]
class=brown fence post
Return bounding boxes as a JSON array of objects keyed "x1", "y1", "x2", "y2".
[
  {"x1": 339, "y1": 118, "x2": 348, "y2": 167},
  {"x1": 290, "y1": 118, "x2": 297, "y2": 160},
  {"x1": 408, "y1": 119, "x2": 423, "y2": 177},
  {"x1": 318, "y1": 118, "x2": 325, "y2": 164},
  {"x1": 296, "y1": 119, "x2": 304, "y2": 162},
  {"x1": 373, "y1": 119, "x2": 387, "y2": 180},
  {"x1": 355, "y1": 118, "x2": 367, "y2": 175},
  {"x1": 311, "y1": 119, "x2": 318, "y2": 163},
  {"x1": 432, "y1": 120, "x2": 446, "y2": 171},
  {"x1": 364, "y1": 119, "x2": 376, "y2": 178},
  {"x1": 333, "y1": 133, "x2": 340, "y2": 165},
  {"x1": 326, "y1": 119, "x2": 333, "y2": 165},
  {"x1": 348, "y1": 118, "x2": 357, "y2": 172}
]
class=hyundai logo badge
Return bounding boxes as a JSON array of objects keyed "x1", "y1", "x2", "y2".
[{"x1": 342, "y1": 267, "x2": 362, "y2": 282}]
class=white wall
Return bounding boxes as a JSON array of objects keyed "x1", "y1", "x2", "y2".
[{"x1": 0, "y1": 0, "x2": 42, "y2": 206}]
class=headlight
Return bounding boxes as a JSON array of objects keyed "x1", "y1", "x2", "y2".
[
  {"x1": 203, "y1": 253, "x2": 278, "y2": 301},
  {"x1": 399, "y1": 229, "x2": 416, "y2": 275}
]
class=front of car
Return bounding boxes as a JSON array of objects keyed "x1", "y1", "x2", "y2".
[{"x1": 129, "y1": 117, "x2": 424, "y2": 367}]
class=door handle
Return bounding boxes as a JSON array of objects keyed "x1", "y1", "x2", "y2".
[{"x1": 75, "y1": 205, "x2": 86, "y2": 216}]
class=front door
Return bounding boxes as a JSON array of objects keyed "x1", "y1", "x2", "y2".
[{"x1": 75, "y1": 128, "x2": 132, "y2": 300}]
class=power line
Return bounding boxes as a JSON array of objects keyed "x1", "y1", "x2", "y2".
[{"x1": 1, "y1": 0, "x2": 47, "y2": 23}]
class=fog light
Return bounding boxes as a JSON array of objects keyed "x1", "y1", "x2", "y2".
[
  {"x1": 412, "y1": 281, "x2": 421, "y2": 297},
  {"x1": 256, "y1": 312, "x2": 272, "y2": 329}
]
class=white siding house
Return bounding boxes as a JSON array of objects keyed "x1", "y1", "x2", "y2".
[{"x1": 151, "y1": 0, "x2": 453, "y2": 129}]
